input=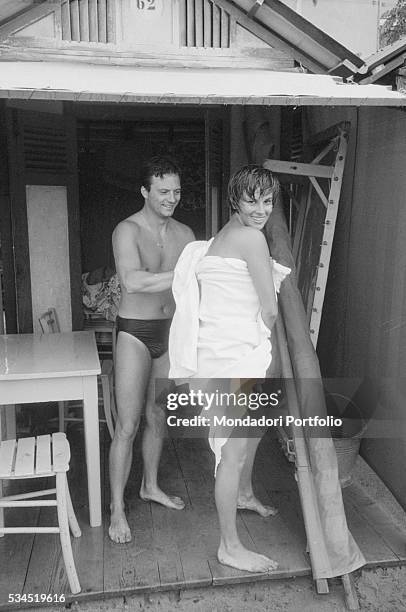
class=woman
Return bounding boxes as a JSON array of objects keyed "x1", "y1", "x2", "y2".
[{"x1": 169, "y1": 166, "x2": 290, "y2": 573}]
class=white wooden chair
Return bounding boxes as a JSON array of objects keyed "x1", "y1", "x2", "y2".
[
  {"x1": 82, "y1": 316, "x2": 118, "y2": 432},
  {"x1": 39, "y1": 309, "x2": 116, "y2": 438},
  {"x1": 0, "y1": 432, "x2": 81, "y2": 594}
]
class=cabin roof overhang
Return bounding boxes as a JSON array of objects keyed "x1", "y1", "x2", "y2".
[{"x1": 0, "y1": 61, "x2": 404, "y2": 106}]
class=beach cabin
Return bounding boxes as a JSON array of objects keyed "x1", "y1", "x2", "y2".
[{"x1": 1, "y1": 0, "x2": 406, "y2": 608}]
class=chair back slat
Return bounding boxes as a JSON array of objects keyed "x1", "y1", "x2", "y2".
[
  {"x1": 14, "y1": 437, "x2": 36, "y2": 476},
  {"x1": 0, "y1": 440, "x2": 17, "y2": 477},
  {"x1": 52, "y1": 433, "x2": 70, "y2": 472},
  {"x1": 39, "y1": 308, "x2": 60, "y2": 334},
  {"x1": 35, "y1": 435, "x2": 52, "y2": 475}
]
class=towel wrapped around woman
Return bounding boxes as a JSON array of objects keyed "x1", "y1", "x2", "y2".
[{"x1": 169, "y1": 238, "x2": 290, "y2": 471}]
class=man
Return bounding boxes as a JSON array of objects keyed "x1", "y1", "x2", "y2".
[{"x1": 109, "y1": 156, "x2": 194, "y2": 543}]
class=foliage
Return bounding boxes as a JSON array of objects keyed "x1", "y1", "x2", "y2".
[{"x1": 380, "y1": 0, "x2": 406, "y2": 47}]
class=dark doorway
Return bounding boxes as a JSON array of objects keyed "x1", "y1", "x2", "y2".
[{"x1": 77, "y1": 118, "x2": 206, "y2": 274}]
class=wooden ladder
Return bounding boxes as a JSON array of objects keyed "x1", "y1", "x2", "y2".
[{"x1": 264, "y1": 121, "x2": 350, "y2": 347}]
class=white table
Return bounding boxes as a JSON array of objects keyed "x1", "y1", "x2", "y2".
[{"x1": 0, "y1": 331, "x2": 102, "y2": 527}]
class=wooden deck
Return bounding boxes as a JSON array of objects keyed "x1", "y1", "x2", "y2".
[{"x1": 1, "y1": 424, "x2": 406, "y2": 609}]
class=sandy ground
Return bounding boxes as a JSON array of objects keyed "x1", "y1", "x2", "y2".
[
  {"x1": 29, "y1": 458, "x2": 406, "y2": 612},
  {"x1": 32, "y1": 566, "x2": 406, "y2": 612}
]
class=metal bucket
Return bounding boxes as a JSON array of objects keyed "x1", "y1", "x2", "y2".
[
  {"x1": 327, "y1": 391, "x2": 367, "y2": 488},
  {"x1": 333, "y1": 434, "x2": 362, "y2": 488}
]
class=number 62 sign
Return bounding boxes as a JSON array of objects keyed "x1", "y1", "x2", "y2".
[{"x1": 137, "y1": 0, "x2": 157, "y2": 9}]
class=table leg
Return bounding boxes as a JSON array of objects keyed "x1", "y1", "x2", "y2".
[{"x1": 82, "y1": 376, "x2": 101, "y2": 527}]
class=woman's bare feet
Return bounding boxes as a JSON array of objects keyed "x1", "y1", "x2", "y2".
[
  {"x1": 237, "y1": 494, "x2": 279, "y2": 517},
  {"x1": 140, "y1": 479, "x2": 185, "y2": 510},
  {"x1": 218, "y1": 542, "x2": 278, "y2": 573},
  {"x1": 109, "y1": 506, "x2": 131, "y2": 543}
]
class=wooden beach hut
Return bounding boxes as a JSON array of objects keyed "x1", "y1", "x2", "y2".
[{"x1": 1, "y1": 1, "x2": 406, "y2": 608}]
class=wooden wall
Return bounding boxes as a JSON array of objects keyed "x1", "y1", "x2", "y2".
[{"x1": 312, "y1": 106, "x2": 406, "y2": 508}]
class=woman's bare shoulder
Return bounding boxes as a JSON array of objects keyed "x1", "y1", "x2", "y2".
[
  {"x1": 210, "y1": 225, "x2": 268, "y2": 259},
  {"x1": 226, "y1": 225, "x2": 268, "y2": 247}
]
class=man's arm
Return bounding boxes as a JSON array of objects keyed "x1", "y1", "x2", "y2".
[
  {"x1": 113, "y1": 222, "x2": 173, "y2": 294},
  {"x1": 181, "y1": 225, "x2": 196, "y2": 248}
]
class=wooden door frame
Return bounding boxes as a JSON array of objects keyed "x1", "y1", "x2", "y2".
[
  {"x1": 0, "y1": 103, "x2": 17, "y2": 333},
  {"x1": 204, "y1": 106, "x2": 230, "y2": 238}
]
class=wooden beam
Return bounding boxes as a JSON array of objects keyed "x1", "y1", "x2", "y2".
[
  {"x1": 0, "y1": 2, "x2": 60, "y2": 39},
  {"x1": 309, "y1": 176, "x2": 328, "y2": 208},
  {"x1": 211, "y1": 0, "x2": 327, "y2": 73},
  {"x1": 0, "y1": 103, "x2": 17, "y2": 333},
  {"x1": 97, "y1": 0, "x2": 107, "y2": 43},
  {"x1": 54, "y1": 3, "x2": 62, "y2": 41},
  {"x1": 341, "y1": 573, "x2": 360, "y2": 610},
  {"x1": 264, "y1": 159, "x2": 334, "y2": 179},
  {"x1": 195, "y1": 0, "x2": 204, "y2": 47},
  {"x1": 203, "y1": 0, "x2": 212, "y2": 47},
  {"x1": 179, "y1": 0, "x2": 187, "y2": 46},
  {"x1": 79, "y1": 0, "x2": 90, "y2": 42},
  {"x1": 61, "y1": 0, "x2": 72, "y2": 41},
  {"x1": 213, "y1": 3, "x2": 221, "y2": 48},
  {"x1": 106, "y1": 0, "x2": 115, "y2": 43},
  {"x1": 311, "y1": 140, "x2": 335, "y2": 165},
  {"x1": 186, "y1": 0, "x2": 195, "y2": 47},
  {"x1": 315, "y1": 579, "x2": 329, "y2": 594},
  {"x1": 247, "y1": 0, "x2": 265, "y2": 18},
  {"x1": 0, "y1": 85, "x2": 403, "y2": 107},
  {"x1": 260, "y1": 0, "x2": 363, "y2": 69},
  {"x1": 70, "y1": 0, "x2": 80, "y2": 42},
  {"x1": 229, "y1": 15, "x2": 237, "y2": 46},
  {"x1": 89, "y1": 0, "x2": 98, "y2": 42},
  {"x1": 220, "y1": 8, "x2": 229, "y2": 48},
  {"x1": 359, "y1": 54, "x2": 406, "y2": 85},
  {"x1": 0, "y1": 38, "x2": 295, "y2": 70}
]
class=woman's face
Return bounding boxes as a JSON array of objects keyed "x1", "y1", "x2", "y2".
[{"x1": 236, "y1": 188, "x2": 274, "y2": 229}]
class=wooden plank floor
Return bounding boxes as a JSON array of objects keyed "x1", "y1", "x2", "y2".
[{"x1": 1, "y1": 426, "x2": 406, "y2": 609}]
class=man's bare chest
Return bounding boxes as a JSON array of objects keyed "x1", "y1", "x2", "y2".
[{"x1": 137, "y1": 238, "x2": 183, "y2": 273}]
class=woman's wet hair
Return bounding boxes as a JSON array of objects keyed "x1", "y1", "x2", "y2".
[
  {"x1": 228, "y1": 165, "x2": 280, "y2": 212},
  {"x1": 141, "y1": 156, "x2": 181, "y2": 191}
]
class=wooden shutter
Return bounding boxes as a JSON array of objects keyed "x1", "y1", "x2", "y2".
[
  {"x1": 61, "y1": 0, "x2": 115, "y2": 42},
  {"x1": 6, "y1": 108, "x2": 82, "y2": 333},
  {"x1": 180, "y1": 0, "x2": 233, "y2": 48}
]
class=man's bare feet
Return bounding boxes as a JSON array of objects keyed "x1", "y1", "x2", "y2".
[
  {"x1": 140, "y1": 480, "x2": 185, "y2": 510},
  {"x1": 109, "y1": 506, "x2": 131, "y2": 544},
  {"x1": 237, "y1": 494, "x2": 279, "y2": 517},
  {"x1": 218, "y1": 542, "x2": 278, "y2": 573}
]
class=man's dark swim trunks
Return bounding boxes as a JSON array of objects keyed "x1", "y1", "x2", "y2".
[{"x1": 116, "y1": 316, "x2": 171, "y2": 359}]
